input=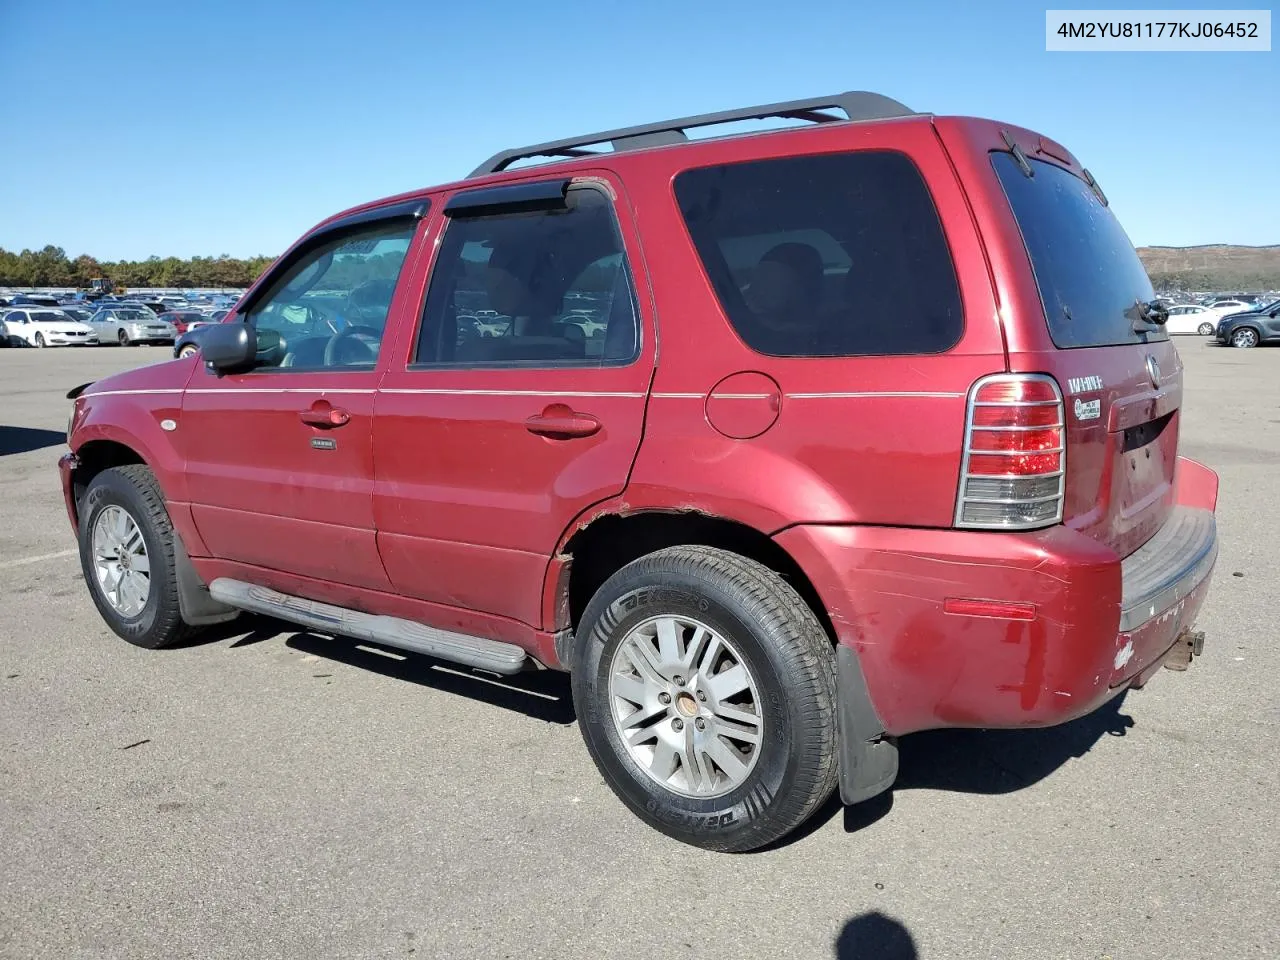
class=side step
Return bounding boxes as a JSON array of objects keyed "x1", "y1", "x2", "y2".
[{"x1": 208, "y1": 579, "x2": 529, "y2": 675}]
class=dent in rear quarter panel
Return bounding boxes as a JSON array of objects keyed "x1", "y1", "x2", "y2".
[{"x1": 616, "y1": 117, "x2": 1008, "y2": 528}]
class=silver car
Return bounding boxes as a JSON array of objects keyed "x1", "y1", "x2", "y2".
[{"x1": 88, "y1": 306, "x2": 177, "y2": 346}]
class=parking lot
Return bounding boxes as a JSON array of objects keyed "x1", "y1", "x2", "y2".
[{"x1": 1, "y1": 344, "x2": 1276, "y2": 960}]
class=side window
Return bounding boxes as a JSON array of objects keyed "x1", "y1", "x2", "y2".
[
  {"x1": 675, "y1": 150, "x2": 963, "y2": 357},
  {"x1": 414, "y1": 187, "x2": 639, "y2": 367},
  {"x1": 245, "y1": 220, "x2": 417, "y2": 370},
  {"x1": 11, "y1": 311, "x2": 28, "y2": 324}
]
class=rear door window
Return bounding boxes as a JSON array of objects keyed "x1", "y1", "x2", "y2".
[
  {"x1": 993, "y1": 153, "x2": 1165, "y2": 349},
  {"x1": 673, "y1": 150, "x2": 963, "y2": 357}
]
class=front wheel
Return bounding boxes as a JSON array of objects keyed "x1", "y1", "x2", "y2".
[
  {"x1": 1231, "y1": 327, "x2": 1260, "y2": 348},
  {"x1": 34, "y1": 333, "x2": 45, "y2": 348},
  {"x1": 118, "y1": 329, "x2": 131, "y2": 347},
  {"x1": 177, "y1": 343, "x2": 199, "y2": 359},
  {"x1": 77, "y1": 465, "x2": 197, "y2": 649},
  {"x1": 572, "y1": 546, "x2": 838, "y2": 852},
  {"x1": 1197, "y1": 322, "x2": 1215, "y2": 336}
]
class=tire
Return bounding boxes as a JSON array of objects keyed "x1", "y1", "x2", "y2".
[
  {"x1": 1231, "y1": 327, "x2": 1260, "y2": 348},
  {"x1": 1197, "y1": 322, "x2": 1215, "y2": 336},
  {"x1": 77, "y1": 465, "x2": 198, "y2": 649},
  {"x1": 118, "y1": 329, "x2": 130, "y2": 347},
  {"x1": 178, "y1": 344, "x2": 199, "y2": 359},
  {"x1": 34, "y1": 333, "x2": 45, "y2": 348},
  {"x1": 572, "y1": 545, "x2": 838, "y2": 852}
]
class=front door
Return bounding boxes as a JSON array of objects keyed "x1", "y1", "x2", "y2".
[
  {"x1": 373, "y1": 177, "x2": 656, "y2": 630},
  {"x1": 180, "y1": 214, "x2": 422, "y2": 590}
]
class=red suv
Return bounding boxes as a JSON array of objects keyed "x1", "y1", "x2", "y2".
[{"x1": 59, "y1": 92, "x2": 1219, "y2": 852}]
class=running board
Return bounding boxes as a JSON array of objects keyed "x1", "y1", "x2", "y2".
[{"x1": 207, "y1": 579, "x2": 529, "y2": 675}]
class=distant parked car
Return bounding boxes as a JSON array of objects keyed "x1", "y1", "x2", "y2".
[
  {"x1": 0, "y1": 308, "x2": 98, "y2": 347},
  {"x1": 1215, "y1": 299, "x2": 1280, "y2": 348},
  {"x1": 8, "y1": 294, "x2": 60, "y2": 307},
  {"x1": 57, "y1": 305, "x2": 96, "y2": 325},
  {"x1": 158, "y1": 310, "x2": 209, "y2": 335},
  {"x1": 209, "y1": 309, "x2": 231, "y2": 322},
  {"x1": 1164, "y1": 304, "x2": 1219, "y2": 336},
  {"x1": 1206, "y1": 299, "x2": 1255, "y2": 317},
  {"x1": 88, "y1": 306, "x2": 177, "y2": 346}
]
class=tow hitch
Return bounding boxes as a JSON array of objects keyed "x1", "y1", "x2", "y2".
[{"x1": 1164, "y1": 630, "x2": 1206, "y2": 671}]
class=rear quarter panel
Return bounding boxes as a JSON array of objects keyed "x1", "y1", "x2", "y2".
[{"x1": 614, "y1": 118, "x2": 1007, "y2": 530}]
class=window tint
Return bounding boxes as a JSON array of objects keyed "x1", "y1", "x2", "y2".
[
  {"x1": 993, "y1": 153, "x2": 1165, "y2": 349},
  {"x1": 9, "y1": 311, "x2": 27, "y2": 323},
  {"x1": 415, "y1": 187, "x2": 638, "y2": 366},
  {"x1": 246, "y1": 220, "x2": 417, "y2": 370},
  {"x1": 30, "y1": 311, "x2": 65, "y2": 322},
  {"x1": 674, "y1": 150, "x2": 963, "y2": 357}
]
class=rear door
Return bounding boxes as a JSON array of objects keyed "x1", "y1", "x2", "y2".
[
  {"x1": 180, "y1": 206, "x2": 424, "y2": 590},
  {"x1": 373, "y1": 175, "x2": 655, "y2": 629},
  {"x1": 940, "y1": 119, "x2": 1180, "y2": 558}
]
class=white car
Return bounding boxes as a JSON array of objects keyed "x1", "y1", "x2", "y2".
[
  {"x1": 0, "y1": 308, "x2": 98, "y2": 347},
  {"x1": 87, "y1": 306, "x2": 178, "y2": 346},
  {"x1": 1164, "y1": 304, "x2": 1219, "y2": 336},
  {"x1": 1205, "y1": 299, "x2": 1255, "y2": 317}
]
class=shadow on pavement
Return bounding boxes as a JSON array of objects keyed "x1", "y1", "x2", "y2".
[
  {"x1": 285, "y1": 630, "x2": 576, "y2": 726},
  {"x1": 0, "y1": 425, "x2": 67, "y2": 456},
  {"x1": 834, "y1": 911, "x2": 918, "y2": 959},
  {"x1": 767, "y1": 691, "x2": 1134, "y2": 849},
  {"x1": 894, "y1": 691, "x2": 1134, "y2": 794}
]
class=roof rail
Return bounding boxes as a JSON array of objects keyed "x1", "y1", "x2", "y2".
[{"x1": 468, "y1": 91, "x2": 918, "y2": 178}]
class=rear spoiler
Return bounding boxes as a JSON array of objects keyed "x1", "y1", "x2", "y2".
[{"x1": 66, "y1": 381, "x2": 93, "y2": 400}]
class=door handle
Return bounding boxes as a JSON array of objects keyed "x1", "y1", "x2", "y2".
[
  {"x1": 525, "y1": 404, "x2": 601, "y2": 439},
  {"x1": 299, "y1": 401, "x2": 350, "y2": 428}
]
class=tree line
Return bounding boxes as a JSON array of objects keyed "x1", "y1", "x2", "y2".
[{"x1": 0, "y1": 245, "x2": 274, "y2": 289}]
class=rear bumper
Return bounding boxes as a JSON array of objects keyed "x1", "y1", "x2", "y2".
[{"x1": 776, "y1": 456, "x2": 1219, "y2": 737}]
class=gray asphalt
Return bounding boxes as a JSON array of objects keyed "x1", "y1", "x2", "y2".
[{"x1": 1, "y1": 342, "x2": 1276, "y2": 960}]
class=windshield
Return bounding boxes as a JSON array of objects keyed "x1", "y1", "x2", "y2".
[
  {"x1": 116, "y1": 309, "x2": 153, "y2": 321},
  {"x1": 30, "y1": 311, "x2": 68, "y2": 322},
  {"x1": 993, "y1": 152, "x2": 1165, "y2": 349}
]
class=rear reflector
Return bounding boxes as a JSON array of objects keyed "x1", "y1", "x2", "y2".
[
  {"x1": 943, "y1": 597, "x2": 1037, "y2": 620},
  {"x1": 956, "y1": 374, "x2": 1065, "y2": 530}
]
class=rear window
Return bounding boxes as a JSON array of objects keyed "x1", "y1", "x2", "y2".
[
  {"x1": 993, "y1": 153, "x2": 1165, "y2": 349},
  {"x1": 674, "y1": 150, "x2": 963, "y2": 357}
]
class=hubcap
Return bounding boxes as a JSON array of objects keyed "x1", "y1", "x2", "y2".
[
  {"x1": 91, "y1": 505, "x2": 151, "y2": 617},
  {"x1": 1233, "y1": 329, "x2": 1257, "y2": 347},
  {"x1": 608, "y1": 615, "x2": 763, "y2": 798}
]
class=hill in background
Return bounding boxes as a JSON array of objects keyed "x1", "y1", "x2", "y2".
[{"x1": 1138, "y1": 245, "x2": 1280, "y2": 291}]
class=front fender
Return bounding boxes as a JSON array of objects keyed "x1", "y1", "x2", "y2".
[{"x1": 73, "y1": 398, "x2": 188, "y2": 501}]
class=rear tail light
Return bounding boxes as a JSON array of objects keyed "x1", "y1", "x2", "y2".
[{"x1": 956, "y1": 374, "x2": 1065, "y2": 530}]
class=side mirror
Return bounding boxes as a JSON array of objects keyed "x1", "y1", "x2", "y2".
[{"x1": 198, "y1": 322, "x2": 258, "y2": 371}]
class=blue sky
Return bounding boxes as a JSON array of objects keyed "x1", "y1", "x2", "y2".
[{"x1": 0, "y1": 0, "x2": 1275, "y2": 260}]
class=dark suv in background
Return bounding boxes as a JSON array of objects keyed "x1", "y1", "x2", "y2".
[{"x1": 1216, "y1": 299, "x2": 1280, "y2": 347}]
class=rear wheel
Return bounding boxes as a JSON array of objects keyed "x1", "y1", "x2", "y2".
[
  {"x1": 77, "y1": 465, "x2": 197, "y2": 649},
  {"x1": 1231, "y1": 327, "x2": 1260, "y2": 348},
  {"x1": 1197, "y1": 322, "x2": 1215, "y2": 336},
  {"x1": 117, "y1": 329, "x2": 130, "y2": 347},
  {"x1": 34, "y1": 333, "x2": 45, "y2": 348},
  {"x1": 572, "y1": 545, "x2": 838, "y2": 852}
]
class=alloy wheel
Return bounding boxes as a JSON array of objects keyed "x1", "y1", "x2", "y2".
[
  {"x1": 608, "y1": 615, "x2": 763, "y2": 798},
  {"x1": 91, "y1": 505, "x2": 152, "y2": 617}
]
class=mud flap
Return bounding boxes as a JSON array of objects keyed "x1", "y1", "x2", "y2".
[
  {"x1": 836, "y1": 644, "x2": 899, "y2": 804},
  {"x1": 173, "y1": 537, "x2": 239, "y2": 626}
]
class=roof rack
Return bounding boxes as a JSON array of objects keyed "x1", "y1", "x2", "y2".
[{"x1": 468, "y1": 91, "x2": 917, "y2": 178}]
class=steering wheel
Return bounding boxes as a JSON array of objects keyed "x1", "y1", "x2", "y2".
[{"x1": 323, "y1": 324, "x2": 381, "y2": 366}]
